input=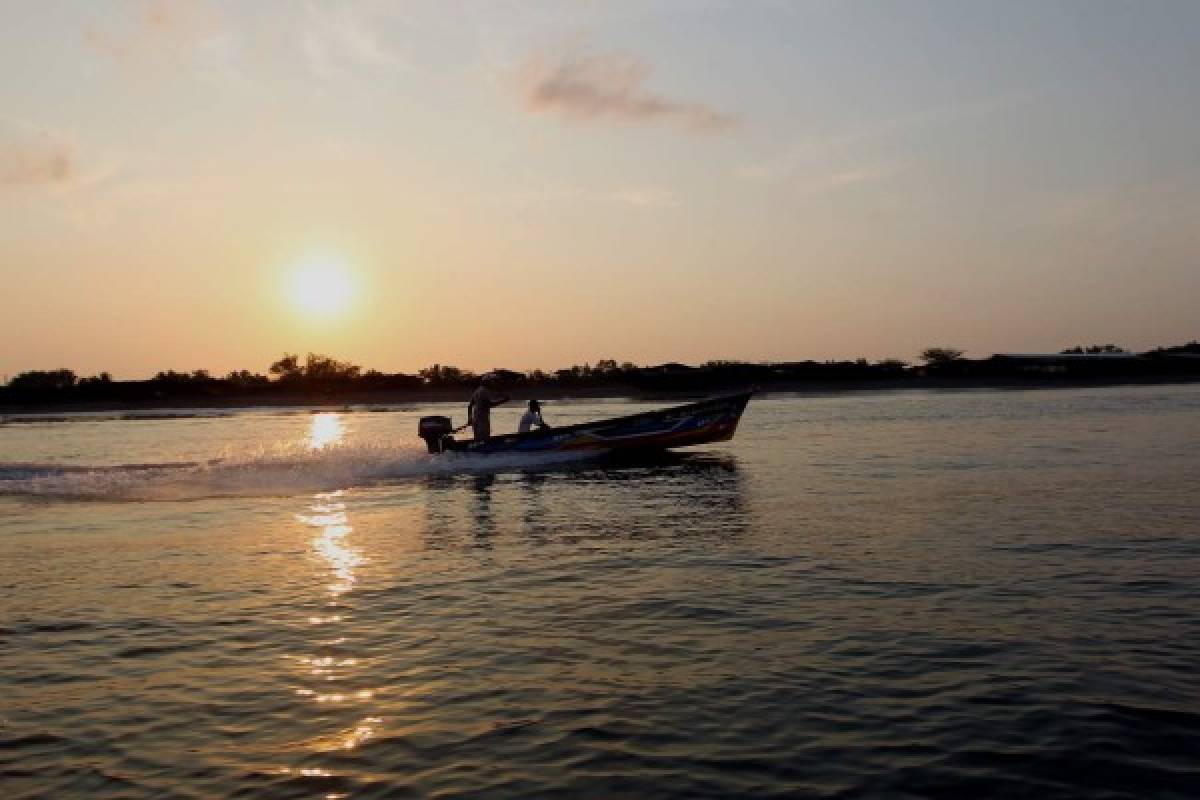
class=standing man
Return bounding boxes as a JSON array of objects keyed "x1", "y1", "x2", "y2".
[{"x1": 468, "y1": 374, "x2": 509, "y2": 441}]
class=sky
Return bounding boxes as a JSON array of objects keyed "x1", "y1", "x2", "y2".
[{"x1": 2, "y1": 0, "x2": 1198, "y2": 379}]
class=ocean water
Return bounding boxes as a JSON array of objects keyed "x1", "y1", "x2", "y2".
[{"x1": 1, "y1": 386, "x2": 1198, "y2": 799}]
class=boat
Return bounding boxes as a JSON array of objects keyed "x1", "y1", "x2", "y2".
[{"x1": 417, "y1": 391, "x2": 753, "y2": 455}]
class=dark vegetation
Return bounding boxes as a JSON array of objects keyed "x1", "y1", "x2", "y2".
[{"x1": 3, "y1": 343, "x2": 1199, "y2": 409}]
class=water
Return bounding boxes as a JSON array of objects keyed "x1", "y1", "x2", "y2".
[{"x1": 2, "y1": 386, "x2": 1198, "y2": 799}]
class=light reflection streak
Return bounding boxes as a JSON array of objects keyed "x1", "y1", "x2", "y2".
[
  {"x1": 297, "y1": 496, "x2": 361, "y2": 600},
  {"x1": 342, "y1": 716, "x2": 383, "y2": 749},
  {"x1": 281, "y1": 488, "x2": 385, "y2": 775},
  {"x1": 276, "y1": 766, "x2": 333, "y2": 778}
]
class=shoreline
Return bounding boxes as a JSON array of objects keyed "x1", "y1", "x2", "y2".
[{"x1": 2, "y1": 375, "x2": 1197, "y2": 415}]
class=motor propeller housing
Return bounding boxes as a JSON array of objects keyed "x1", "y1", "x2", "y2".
[{"x1": 417, "y1": 415, "x2": 454, "y2": 453}]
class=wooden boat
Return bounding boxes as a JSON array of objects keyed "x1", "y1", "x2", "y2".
[{"x1": 418, "y1": 391, "x2": 753, "y2": 455}]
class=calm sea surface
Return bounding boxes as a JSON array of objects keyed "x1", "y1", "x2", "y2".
[{"x1": 2, "y1": 386, "x2": 1198, "y2": 799}]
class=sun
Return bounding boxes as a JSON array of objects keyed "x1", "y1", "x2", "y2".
[{"x1": 287, "y1": 256, "x2": 355, "y2": 319}]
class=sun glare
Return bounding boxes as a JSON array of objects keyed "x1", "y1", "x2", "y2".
[{"x1": 288, "y1": 256, "x2": 355, "y2": 319}]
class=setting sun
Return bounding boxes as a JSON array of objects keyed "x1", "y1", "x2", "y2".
[{"x1": 287, "y1": 256, "x2": 355, "y2": 319}]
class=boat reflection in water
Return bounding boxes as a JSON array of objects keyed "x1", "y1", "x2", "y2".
[{"x1": 419, "y1": 452, "x2": 748, "y2": 547}]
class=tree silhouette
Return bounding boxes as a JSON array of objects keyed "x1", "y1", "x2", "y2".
[
  {"x1": 267, "y1": 353, "x2": 360, "y2": 384},
  {"x1": 153, "y1": 370, "x2": 211, "y2": 384},
  {"x1": 9, "y1": 340, "x2": 1200, "y2": 410},
  {"x1": 269, "y1": 354, "x2": 302, "y2": 380},
  {"x1": 8, "y1": 369, "x2": 77, "y2": 390},
  {"x1": 920, "y1": 347, "x2": 965, "y2": 367},
  {"x1": 419, "y1": 364, "x2": 475, "y2": 386},
  {"x1": 225, "y1": 370, "x2": 269, "y2": 388},
  {"x1": 301, "y1": 354, "x2": 360, "y2": 382}
]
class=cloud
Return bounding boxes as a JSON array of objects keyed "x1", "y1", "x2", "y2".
[
  {"x1": 736, "y1": 137, "x2": 905, "y2": 186},
  {"x1": 85, "y1": 0, "x2": 214, "y2": 63},
  {"x1": 520, "y1": 48, "x2": 735, "y2": 133},
  {"x1": 736, "y1": 138, "x2": 903, "y2": 197},
  {"x1": 611, "y1": 186, "x2": 680, "y2": 209},
  {"x1": 798, "y1": 165, "x2": 904, "y2": 197},
  {"x1": 0, "y1": 128, "x2": 75, "y2": 188},
  {"x1": 190, "y1": 30, "x2": 244, "y2": 85},
  {"x1": 300, "y1": 2, "x2": 406, "y2": 80},
  {"x1": 738, "y1": 92, "x2": 1034, "y2": 184}
]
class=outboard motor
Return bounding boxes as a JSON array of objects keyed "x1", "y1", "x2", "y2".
[{"x1": 418, "y1": 415, "x2": 454, "y2": 453}]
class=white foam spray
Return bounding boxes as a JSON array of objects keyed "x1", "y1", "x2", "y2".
[{"x1": 0, "y1": 443, "x2": 594, "y2": 502}]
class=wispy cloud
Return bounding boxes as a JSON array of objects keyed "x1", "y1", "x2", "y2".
[
  {"x1": 1038, "y1": 178, "x2": 1200, "y2": 237},
  {"x1": 85, "y1": 0, "x2": 214, "y2": 63},
  {"x1": 798, "y1": 165, "x2": 904, "y2": 197},
  {"x1": 520, "y1": 47, "x2": 735, "y2": 133},
  {"x1": 488, "y1": 179, "x2": 682, "y2": 213},
  {"x1": 0, "y1": 125, "x2": 75, "y2": 188},
  {"x1": 736, "y1": 142, "x2": 903, "y2": 197},
  {"x1": 611, "y1": 186, "x2": 680, "y2": 209},
  {"x1": 189, "y1": 30, "x2": 244, "y2": 86},
  {"x1": 737, "y1": 92, "x2": 1034, "y2": 184},
  {"x1": 83, "y1": 0, "x2": 248, "y2": 88},
  {"x1": 736, "y1": 137, "x2": 903, "y2": 186},
  {"x1": 299, "y1": 2, "x2": 406, "y2": 80}
]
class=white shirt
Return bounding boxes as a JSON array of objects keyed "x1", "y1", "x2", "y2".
[{"x1": 518, "y1": 410, "x2": 545, "y2": 433}]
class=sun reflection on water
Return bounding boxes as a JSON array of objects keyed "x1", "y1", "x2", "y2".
[
  {"x1": 307, "y1": 412, "x2": 346, "y2": 450},
  {"x1": 285, "y1": 490, "x2": 384, "y2": 771}
]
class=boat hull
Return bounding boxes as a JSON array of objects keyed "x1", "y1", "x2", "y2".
[{"x1": 441, "y1": 391, "x2": 753, "y2": 455}]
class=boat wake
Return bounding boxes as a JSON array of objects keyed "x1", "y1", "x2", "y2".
[{"x1": 0, "y1": 444, "x2": 594, "y2": 502}]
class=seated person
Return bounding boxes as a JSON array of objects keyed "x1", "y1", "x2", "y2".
[{"x1": 518, "y1": 399, "x2": 550, "y2": 433}]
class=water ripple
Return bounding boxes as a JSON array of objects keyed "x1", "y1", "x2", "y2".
[{"x1": 2, "y1": 390, "x2": 1200, "y2": 797}]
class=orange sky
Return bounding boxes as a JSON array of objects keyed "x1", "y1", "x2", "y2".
[{"x1": 3, "y1": 1, "x2": 1198, "y2": 378}]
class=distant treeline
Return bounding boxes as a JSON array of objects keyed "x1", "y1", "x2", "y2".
[{"x1": 3, "y1": 343, "x2": 1199, "y2": 407}]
